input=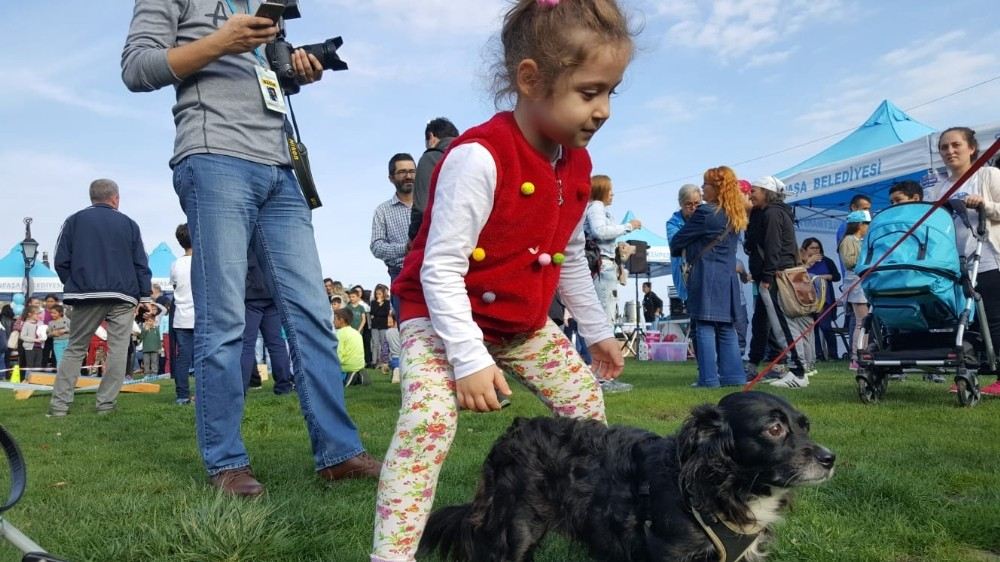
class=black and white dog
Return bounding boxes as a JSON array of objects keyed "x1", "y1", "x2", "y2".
[{"x1": 419, "y1": 391, "x2": 835, "y2": 562}]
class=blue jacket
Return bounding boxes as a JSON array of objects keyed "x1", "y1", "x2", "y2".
[
  {"x1": 665, "y1": 210, "x2": 688, "y2": 301},
  {"x1": 55, "y1": 203, "x2": 152, "y2": 305},
  {"x1": 669, "y1": 204, "x2": 741, "y2": 323}
]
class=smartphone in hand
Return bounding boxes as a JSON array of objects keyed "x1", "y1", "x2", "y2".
[{"x1": 255, "y1": 1, "x2": 285, "y2": 23}]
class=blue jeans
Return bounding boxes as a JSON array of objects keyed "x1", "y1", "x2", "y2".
[
  {"x1": 241, "y1": 298, "x2": 293, "y2": 394},
  {"x1": 388, "y1": 266, "x2": 402, "y2": 319},
  {"x1": 694, "y1": 320, "x2": 744, "y2": 387},
  {"x1": 173, "y1": 154, "x2": 364, "y2": 475},
  {"x1": 171, "y1": 328, "x2": 194, "y2": 400}
]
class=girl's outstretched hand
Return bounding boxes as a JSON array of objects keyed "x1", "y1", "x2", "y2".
[
  {"x1": 456, "y1": 364, "x2": 512, "y2": 412},
  {"x1": 588, "y1": 338, "x2": 625, "y2": 380}
]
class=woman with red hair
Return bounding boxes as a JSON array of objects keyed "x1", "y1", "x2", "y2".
[{"x1": 669, "y1": 166, "x2": 748, "y2": 386}]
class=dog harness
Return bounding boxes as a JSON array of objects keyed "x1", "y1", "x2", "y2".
[
  {"x1": 632, "y1": 441, "x2": 762, "y2": 562},
  {"x1": 689, "y1": 508, "x2": 762, "y2": 562}
]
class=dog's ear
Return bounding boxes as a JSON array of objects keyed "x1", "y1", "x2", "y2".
[
  {"x1": 676, "y1": 404, "x2": 733, "y2": 463},
  {"x1": 677, "y1": 404, "x2": 738, "y2": 514}
]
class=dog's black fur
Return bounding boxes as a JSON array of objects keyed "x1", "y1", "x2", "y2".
[{"x1": 418, "y1": 391, "x2": 835, "y2": 562}]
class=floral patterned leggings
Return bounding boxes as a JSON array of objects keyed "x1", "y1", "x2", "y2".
[{"x1": 370, "y1": 318, "x2": 606, "y2": 562}]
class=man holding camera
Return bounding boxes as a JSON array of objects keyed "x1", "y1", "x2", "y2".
[{"x1": 122, "y1": 1, "x2": 379, "y2": 497}]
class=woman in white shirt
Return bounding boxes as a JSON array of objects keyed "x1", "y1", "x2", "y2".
[
  {"x1": 935, "y1": 126, "x2": 1000, "y2": 397},
  {"x1": 584, "y1": 175, "x2": 641, "y2": 324}
]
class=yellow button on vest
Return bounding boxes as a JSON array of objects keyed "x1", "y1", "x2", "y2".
[
  {"x1": 552, "y1": 252, "x2": 566, "y2": 265},
  {"x1": 520, "y1": 182, "x2": 536, "y2": 196},
  {"x1": 471, "y1": 247, "x2": 486, "y2": 262}
]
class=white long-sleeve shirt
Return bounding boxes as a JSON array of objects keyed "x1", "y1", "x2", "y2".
[
  {"x1": 585, "y1": 200, "x2": 634, "y2": 257},
  {"x1": 419, "y1": 143, "x2": 614, "y2": 379}
]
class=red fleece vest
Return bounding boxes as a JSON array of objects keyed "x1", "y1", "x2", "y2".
[{"x1": 393, "y1": 112, "x2": 592, "y2": 342}]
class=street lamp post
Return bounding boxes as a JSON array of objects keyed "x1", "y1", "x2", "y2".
[{"x1": 21, "y1": 218, "x2": 38, "y2": 300}]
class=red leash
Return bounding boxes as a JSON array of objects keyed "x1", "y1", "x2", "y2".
[{"x1": 744, "y1": 137, "x2": 1000, "y2": 391}]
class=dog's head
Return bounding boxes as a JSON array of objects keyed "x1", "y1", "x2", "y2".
[{"x1": 676, "y1": 392, "x2": 835, "y2": 525}]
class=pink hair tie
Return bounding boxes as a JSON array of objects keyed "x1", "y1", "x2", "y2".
[{"x1": 537, "y1": 0, "x2": 560, "y2": 7}]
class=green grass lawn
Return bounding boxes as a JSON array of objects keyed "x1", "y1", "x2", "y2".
[{"x1": 1, "y1": 361, "x2": 998, "y2": 562}]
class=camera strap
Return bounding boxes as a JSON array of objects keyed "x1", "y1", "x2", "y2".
[{"x1": 283, "y1": 99, "x2": 322, "y2": 209}]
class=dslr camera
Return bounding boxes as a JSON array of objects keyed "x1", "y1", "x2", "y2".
[{"x1": 260, "y1": 0, "x2": 348, "y2": 95}]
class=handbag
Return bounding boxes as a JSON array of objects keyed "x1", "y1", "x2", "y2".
[
  {"x1": 681, "y1": 227, "x2": 731, "y2": 285},
  {"x1": 775, "y1": 266, "x2": 821, "y2": 318},
  {"x1": 6, "y1": 330, "x2": 18, "y2": 350}
]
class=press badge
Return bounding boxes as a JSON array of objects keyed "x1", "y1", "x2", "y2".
[{"x1": 255, "y1": 65, "x2": 287, "y2": 114}]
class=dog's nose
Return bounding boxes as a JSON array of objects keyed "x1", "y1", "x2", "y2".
[{"x1": 815, "y1": 447, "x2": 836, "y2": 469}]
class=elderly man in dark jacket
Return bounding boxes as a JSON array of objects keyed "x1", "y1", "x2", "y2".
[{"x1": 48, "y1": 179, "x2": 153, "y2": 416}]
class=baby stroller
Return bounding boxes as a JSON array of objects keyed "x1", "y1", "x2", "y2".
[{"x1": 854, "y1": 200, "x2": 996, "y2": 407}]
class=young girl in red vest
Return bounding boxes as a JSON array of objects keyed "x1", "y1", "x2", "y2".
[{"x1": 372, "y1": 1, "x2": 634, "y2": 560}]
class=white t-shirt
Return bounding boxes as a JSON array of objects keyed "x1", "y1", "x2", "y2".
[
  {"x1": 934, "y1": 170, "x2": 1000, "y2": 273},
  {"x1": 170, "y1": 255, "x2": 195, "y2": 329}
]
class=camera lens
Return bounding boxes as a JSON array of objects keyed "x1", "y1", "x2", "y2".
[{"x1": 301, "y1": 38, "x2": 348, "y2": 72}]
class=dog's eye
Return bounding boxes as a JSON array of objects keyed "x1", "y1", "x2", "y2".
[{"x1": 766, "y1": 423, "x2": 785, "y2": 438}]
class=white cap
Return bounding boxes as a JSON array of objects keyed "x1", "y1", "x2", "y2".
[{"x1": 752, "y1": 176, "x2": 786, "y2": 195}]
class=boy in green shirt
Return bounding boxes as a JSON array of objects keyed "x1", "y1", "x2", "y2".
[{"x1": 334, "y1": 308, "x2": 367, "y2": 386}]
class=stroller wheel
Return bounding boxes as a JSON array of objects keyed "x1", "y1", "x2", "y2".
[
  {"x1": 856, "y1": 370, "x2": 886, "y2": 404},
  {"x1": 955, "y1": 371, "x2": 980, "y2": 408}
]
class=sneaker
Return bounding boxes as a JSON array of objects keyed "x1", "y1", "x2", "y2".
[
  {"x1": 849, "y1": 361, "x2": 859, "y2": 371},
  {"x1": 981, "y1": 380, "x2": 1000, "y2": 397},
  {"x1": 344, "y1": 371, "x2": 358, "y2": 387},
  {"x1": 391, "y1": 367, "x2": 401, "y2": 384},
  {"x1": 175, "y1": 398, "x2": 192, "y2": 405},
  {"x1": 924, "y1": 374, "x2": 946, "y2": 384},
  {"x1": 803, "y1": 368, "x2": 818, "y2": 379},
  {"x1": 600, "y1": 379, "x2": 633, "y2": 394},
  {"x1": 769, "y1": 372, "x2": 809, "y2": 389},
  {"x1": 497, "y1": 393, "x2": 512, "y2": 408},
  {"x1": 46, "y1": 409, "x2": 68, "y2": 418}
]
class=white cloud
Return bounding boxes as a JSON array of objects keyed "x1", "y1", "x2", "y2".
[
  {"x1": 746, "y1": 48, "x2": 794, "y2": 68},
  {"x1": 319, "y1": 0, "x2": 506, "y2": 36},
  {"x1": 793, "y1": 31, "x2": 1000, "y2": 138},
  {"x1": 657, "y1": 0, "x2": 845, "y2": 64},
  {"x1": 645, "y1": 94, "x2": 720, "y2": 122},
  {"x1": 880, "y1": 30, "x2": 965, "y2": 67}
]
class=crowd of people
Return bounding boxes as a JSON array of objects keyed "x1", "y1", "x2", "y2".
[{"x1": 659, "y1": 125, "x2": 1000, "y2": 398}]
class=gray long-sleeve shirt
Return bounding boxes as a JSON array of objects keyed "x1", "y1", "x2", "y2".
[{"x1": 122, "y1": 0, "x2": 290, "y2": 167}]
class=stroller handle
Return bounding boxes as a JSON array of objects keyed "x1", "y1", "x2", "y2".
[{"x1": 946, "y1": 199, "x2": 988, "y2": 239}]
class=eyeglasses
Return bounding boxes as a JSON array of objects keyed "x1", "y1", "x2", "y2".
[
  {"x1": 394, "y1": 169, "x2": 417, "y2": 177},
  {"x1": 682, "y1": 201, "x2": 701, "y2": 209}
]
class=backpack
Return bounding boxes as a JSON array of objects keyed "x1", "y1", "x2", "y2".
[{"x1": 585, "y1": 238, "x2": 602, "y2": 276}]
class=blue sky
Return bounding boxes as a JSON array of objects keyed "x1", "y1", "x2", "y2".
[{"x1": 1, "y1": 0, "x2": 998, "y2": 295}]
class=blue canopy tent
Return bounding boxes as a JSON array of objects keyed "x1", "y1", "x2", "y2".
[
  {"x1": 147, "y1": 242, "x2": 177, "y2": 291},
  {"x1": 780, "y1": 100, "x2": 937, "y2": 223},
  {"x1": 616, "y1": 210, "x2": 670, "y2": 278},
  {"x1": 0, "y1": 244, "x2": 63, "y2": 294}
]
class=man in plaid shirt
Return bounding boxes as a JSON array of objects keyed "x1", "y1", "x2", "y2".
[{"x1": 371, "y1": 153, "x2": 416, "y2": 315}]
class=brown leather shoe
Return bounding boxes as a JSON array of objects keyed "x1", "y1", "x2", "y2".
[
  {"x1": 318, "y1": 452, "x2": 382, "y2": 481},
  {"x1": 209, "y1": 467, "x2": 265, "y2": 498}
]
